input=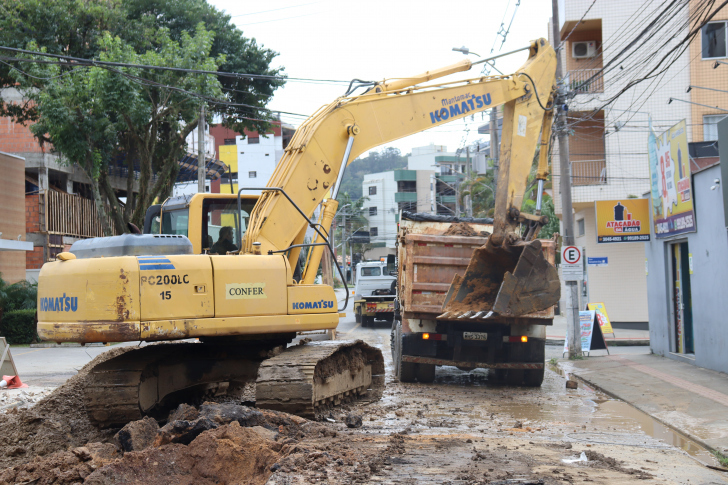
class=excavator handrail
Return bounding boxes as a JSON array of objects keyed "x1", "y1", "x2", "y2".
[{"x1": 238, "y1": 187, "x2": 350, "y2": 312}]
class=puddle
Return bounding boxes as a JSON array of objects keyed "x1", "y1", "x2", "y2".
[{"x1": 549, "y1": 363, "x2": 722, "y2": 467}]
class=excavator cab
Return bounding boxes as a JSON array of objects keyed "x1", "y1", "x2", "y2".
[{"x1": 142, "y1": 194, "x2": 258, "y2": 254}]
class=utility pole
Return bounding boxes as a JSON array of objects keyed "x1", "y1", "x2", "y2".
[
  {"x1": 552, "y1": 0, "x2": 580, "y2": 358},
  {"x1": 197, "y1": 104, "x2": 206, "y2": 193},
  {"x1": 489, "y1": 107, "x2": 500, "y2": 194},
  {"x1": 341, "y1": 212, "x2": 347, "y2": 283},
  {"x1": 465, "y1": 147, "x2": 473, "y2": 217}
]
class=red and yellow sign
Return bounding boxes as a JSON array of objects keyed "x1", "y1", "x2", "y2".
[{"x1": 595, "y1": 199, "x2": 651, "y2": 243}]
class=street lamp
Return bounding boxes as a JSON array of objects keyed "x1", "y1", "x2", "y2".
[{"x1": 452, "y1": 46, "x2": 503, "y2": 74}]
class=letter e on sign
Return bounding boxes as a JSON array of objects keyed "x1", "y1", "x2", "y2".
[{"x1": 561, "y1": 246, "x2": 584, "y2": 281}]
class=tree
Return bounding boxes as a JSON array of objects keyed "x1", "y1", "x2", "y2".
[
  {"x1": 337, "y1": 147, "x2": 408, "y2": 200},
  {"x1": 0, "y1": 0, "x2": 284, "y2": 233},
  {"x1": 12, "y1": 27, "x2": 224, "y2": 234}
]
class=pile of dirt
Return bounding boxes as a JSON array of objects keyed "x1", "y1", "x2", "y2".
[
  {"x1": 443, "y1": 222, "x2": 479, "y2": 237},
  {"x1": 0, "y1": 402, "x2": 312, "y2": 485},
  {"x1": 584, "y1": 450, "x2": 655, "y2": 479},
  {"x1": 0, "y1": 346, "x2": 137, "y2": 469}
]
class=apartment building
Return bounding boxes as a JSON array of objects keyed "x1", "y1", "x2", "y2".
[
  {"x1": 362, "y1": 171, "x2": 398, "y2": 259},
  {"x1": 551, "y1": 1, "x2": 693, "y2": 325}
]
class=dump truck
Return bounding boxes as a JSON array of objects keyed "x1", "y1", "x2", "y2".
[{"x1": 392, "y1": 213, "x2": 557, "y2": 386}]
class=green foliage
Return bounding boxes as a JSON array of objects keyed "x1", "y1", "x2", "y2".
[
  {"x1": 0, "y1": 274, "x2": 38, "y2": 313},
  {"x1": 712, "y1": 450, "x2": 728, "y2": 467},
  {"x1": 0, "y1": 0, "x2": 284, "y2": 232},
  {"x1": 461, "y1": 170, "x2": 497, "y2": 218},
  {"x1": 334, "y1": 192, "x2": 370, "y2": 262},
  {"x1": 338, "y1": 148, "x2": 408, "y2": 200},
  {"x1": 0, "y1": 310, "x2": 38, "y2": 344},
  {"x1": 548, "y1": 357, "x2": 558, "y2": 365},
  {"x1": 522, "y1": 195, "x2": 559, "y2": 239}
]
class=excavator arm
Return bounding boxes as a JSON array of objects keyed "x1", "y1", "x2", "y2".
[
  {"x1": 244, "y1": 38, "x2": 560, "y2": 318},
  {"x1": 244, "y1": 39, "x2": 556, "y2": 255}
]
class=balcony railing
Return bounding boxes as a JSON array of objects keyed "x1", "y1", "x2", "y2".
[
  {"x1": 45, "y1": 190, "x2": 117, "y2": 238},
  {"x1": 566, "y1": 69, "x2": 604, "y2": 94},
  {"x1": 571, "y1": 159, "x2": 607, "y2": 186}
]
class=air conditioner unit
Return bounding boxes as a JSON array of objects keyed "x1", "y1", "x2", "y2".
[{"x1": 572, "y1": 41, "x2": 597, "y2": 59}]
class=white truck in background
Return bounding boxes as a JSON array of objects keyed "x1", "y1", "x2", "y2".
[{"x1": 353, "y1": 260, "x2": 396, "y2": 327}]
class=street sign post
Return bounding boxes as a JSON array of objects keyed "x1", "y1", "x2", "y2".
[{"x1": 561, "y1": 245, "x2": 584, "y2": 281}]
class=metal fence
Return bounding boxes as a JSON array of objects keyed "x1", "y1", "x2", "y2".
[
  {"x1": 571, "y1": 159, "x2": 607, "y2": 186},
  {"x1": 45, "y1": 190, "x2": 116, "y2": 237}
]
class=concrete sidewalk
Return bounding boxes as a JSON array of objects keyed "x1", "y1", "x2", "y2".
[
  {"x1": 563, "y1": 353, "x2": 728, "y2": 459},
  {"x1": 547, "y1": 314, "x2": 650, "y2": 346}
]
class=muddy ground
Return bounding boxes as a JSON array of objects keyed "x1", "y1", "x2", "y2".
[{"x1": 1, "y1": 327, "x2": 727, "y2": 484}]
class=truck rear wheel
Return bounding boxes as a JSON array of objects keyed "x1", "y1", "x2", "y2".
[
  {"x1": 416, "y1": 363, "x2": 436, "y2": 383},
  {"x1": 393, "y1": 321, "x2": 416, "y2": 382},
  {"x1": 523, "y1": 368, "x2": 545, "y2": 387}
]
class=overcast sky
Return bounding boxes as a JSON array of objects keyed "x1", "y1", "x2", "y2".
[{"x1": 209, "y1": 0, "x2": 553, "y2": 155}]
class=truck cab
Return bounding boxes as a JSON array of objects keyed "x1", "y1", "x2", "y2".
[{"x1": 353, "y1": 261, "x2": 395, "y2": 301}]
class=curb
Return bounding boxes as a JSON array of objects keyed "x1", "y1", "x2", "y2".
[
  {"x1": 30, "y1": 342, "x2": 109, "y2": 348},
  {"x1": 546, "y1": 338, "x2": 649, "y2": 347}
]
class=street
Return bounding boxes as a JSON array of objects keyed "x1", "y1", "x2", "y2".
[{"x1": 2, "y1": 294, "x2": 726, "y2": 484}]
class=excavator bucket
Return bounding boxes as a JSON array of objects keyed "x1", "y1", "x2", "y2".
[{"x1": 440, "y1": 239, "x2": 560, "y2": 319}]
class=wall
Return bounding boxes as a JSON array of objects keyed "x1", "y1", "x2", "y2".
[
  {"x1": 416, "y1": 170, "x2": 435, "y2": 213},
  {"x1": 689, "y1": 0, "x2": 728, "y2": 141},
  {"x1": 575, "y1": 206, "x2": 649, "y2": 323},
  {"x1": 0, "y1": 152, "x2": 28, "y2": 283},
  {"x1": 362, "y1": 171, "x2": 397, "y2": 250},
  {"x1": 646, "y1": 165, "x2": 728, "y2": 373}
]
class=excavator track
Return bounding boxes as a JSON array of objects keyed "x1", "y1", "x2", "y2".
[
  {"x1": 84, "y1": 340, "x2": 384, "y2": 428},
  {"x1": 256, "y1": 340, "x2": 385, "y2": 418}
]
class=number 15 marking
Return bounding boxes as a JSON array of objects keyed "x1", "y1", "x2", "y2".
[{"x1": 160, "y1": 291, "x2": 171, "y2": 300}]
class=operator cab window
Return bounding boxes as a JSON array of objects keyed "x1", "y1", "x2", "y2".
[
  {"x1": 361, "y1": 267, "x2": 381, "y2": 277},
  {"x1": 203, "y1": 198, "x2": 257, "y2": 254},
  {"x1": 161, "y1": 210, "x2": 189, "y2": 236}
]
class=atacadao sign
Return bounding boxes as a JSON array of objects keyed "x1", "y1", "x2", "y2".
[{"x1": 648, "y1": 119, "x2": 696, "y2": 238}]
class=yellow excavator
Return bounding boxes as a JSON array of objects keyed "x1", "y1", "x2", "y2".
[{"x1": 37, "y1": 38, "x2": 560, "y2": 428}]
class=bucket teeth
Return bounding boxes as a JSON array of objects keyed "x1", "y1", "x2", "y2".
[
  {"x1": 470, "y1": 311, "x2": 487, "y2": 319},
  {"x1": 458, "y1": 311, "x2": 474, "y2": 319},
  {"x1": 437, "y1": 311, "x2": 451, "y2": 319}
]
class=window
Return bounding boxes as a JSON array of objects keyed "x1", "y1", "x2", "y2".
[
  {"x1": 249, "y1": 171, "x2": 257, "y2": 178},
  {"x1": 702, "y1": 21, "x2": 727, "y2": 59},
  {"x1": 202, "y1": 198, "x2": 256, "y2": 254},
  {"x1": 369, "y1": 207, "x2": 377, "y2": 216},
  {"x1": 370, "y1": 227, "x2": 378, "y2": 237},
  {"x1": 577, "y1": 219, "x2": 585, "y2": 237},
  {"x1": 248, "y1": 137, "x2": 260, "y2": 144},
  {"x1": 368, "y1": 186, "x2": 377, "y2": 195},
  {"x1": 161, "y1": 210, "x2": 189, "y2": 236},
  {"x1": 361, "y1": 267, "x2": 381, "y2": 277},
  {"x1": 703, "y1": 114, "x2": 727, "y2": 141},
  {"x1": 224, "y1": 138, "x2": 236, "y2": 145}
]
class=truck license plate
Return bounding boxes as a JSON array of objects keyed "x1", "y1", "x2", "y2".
[{"x1": 463, "y1": 332, "x2": 488, "y2": 341}]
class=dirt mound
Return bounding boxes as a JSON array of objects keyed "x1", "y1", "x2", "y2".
[
  {"x1": 0, "y1": 346, "x2": 138, "y2": 469},
  {"x1": 443, "y1": 222, "x2": 479, "y2": 236},
  {"x1": 445, "y1": 277, "x2": 498, "y2": 314},
  {"x1": 85, "y1": 422, "x2": 286, "y2": 485},
  {"x1": 0, "y1": 442, "x2": 119, "y2": 484}
]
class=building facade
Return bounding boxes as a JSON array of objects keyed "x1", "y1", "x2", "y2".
[
  {"x1": 0, "y1": 152, "x2": 32, "y2": 283},
  {"x1": 552, "y1": 0, "x2": 693, "y2": 324},
  {"x1": 362, "y1": 171, "x2": 398, "y2": 258}
]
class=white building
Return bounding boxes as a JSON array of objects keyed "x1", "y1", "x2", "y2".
[
  {"x1": 362, "y1": 171, "x2": 397, "y2": 259},
  {"x1": 552, "y1": 1, "x2": 692, "y2": 324}
]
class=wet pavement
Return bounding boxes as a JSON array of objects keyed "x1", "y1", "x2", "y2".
[{"x1": 329, "y1": 295, "x2": 728, "y2": 483}]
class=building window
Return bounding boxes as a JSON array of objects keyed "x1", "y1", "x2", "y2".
[
  {"x1": 368, "y1": 186, "x2": 377, "y2": 195},
  {"x1": 248, "y1": 137, "x2": 260, "y2": 144},
  {"x1": 369, "y1": 207, "x2": 377, "y2": 216},
  {"x1": 703, "y1": 114, "x2": 727, "y2": 141},
  {"x1": 249, "y1": 171, "x2": 257, "y2": 178},
  {"x1": 224, "y1": 138, "x2": 236, "y2": 145},
  {"x1": 370, "y1": 227, "x2": 378, "y2": 237},
  {"x1": 577, "y1": 219, "x2": 585, "y2": 237},
  {"x1": 702, "y1": 21, "x2": 727, "y2": 59}
]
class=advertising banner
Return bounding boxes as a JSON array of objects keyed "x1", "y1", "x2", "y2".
[
  {"x1": 586, "y1": 302, "x2": 614, "y2": 335},
  {"x1": 595, "y1": 199, "x2": 651, "y2": 243},
  {"x1": 648, "y1": 120, "x2": 696, "y2": 238}
]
